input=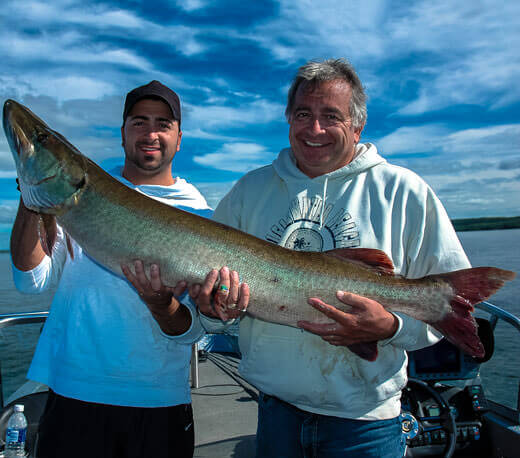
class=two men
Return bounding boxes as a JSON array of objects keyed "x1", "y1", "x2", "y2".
[
  {"x1": 11, "y1": 80, "x2": 210, "y2": 458},
  {"x1": 192, "y1": 59, "x2": 471, "y2": 457}
]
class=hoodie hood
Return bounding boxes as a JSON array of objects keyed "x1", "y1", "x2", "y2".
[
  {"x1": 272, "y1": 142, "x2": 386, "y2": 184},
  {"x1": 272, "y1": 143, "x2": 386, "y2": 229}
]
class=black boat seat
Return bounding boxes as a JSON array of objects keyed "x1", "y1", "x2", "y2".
[{"x1": 0, "y1": 391, "x2": 48, "y2": 456}]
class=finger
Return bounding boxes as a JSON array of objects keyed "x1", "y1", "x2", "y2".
[
  {"x1": 308, "y1": 297, "x2": 353, "y2": 325},
  {"x1": 121, "y1": 264, "x2": 137, "y2": 286},
  {"x1": 200, "y1": 269, "x2": 219, "y2": 298},
  {"x1": 336, "y1": 291, "x2": 369, "y2": 310},
  {"x1": 321, "y1": 335, "x2": 348, "y2": 344},
  {"x1": 297, "y1": 319, "x2": 339, "y2": 336},
  {"x1": 133, "y1": 260, "x2": 150, "y2": 288},
  {"x1": 237, "y1": 283, "x2": 250, "y2": 312},
  {"x1": 227, "y1": 270, "x2": 240, "y2": 306},
  {"x1": 173, "y1": 281, "x2": 187, "y2": 298},
  {"x1": 216, "y1": 266, "x2": 231, "y2": 302},
  {"x1": 149, "y1": 264, "x2": 163, "y2": 291},
  {"x1": 189, "y1": 283, "x2": 201, "y2": 299}
]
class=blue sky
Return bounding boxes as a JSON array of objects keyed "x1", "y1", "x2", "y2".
[{"x1": 1, "y1": 0, "x2": 519, "y2": 249}]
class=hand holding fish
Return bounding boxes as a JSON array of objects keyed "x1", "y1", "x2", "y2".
[
  {"x1": 190, "y1": 266, "x2": 250, "y2": 322},
  {"x1": 297, "y1": 291, "x2": 399, "y2": 358},
  {"x1": 121, "y1": 260, "x2": 192, "y2": 336}
]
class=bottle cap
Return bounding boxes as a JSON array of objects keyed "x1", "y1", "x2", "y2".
[{"x1": 14, "y1": 404, "x2": 24, "y2": 412}]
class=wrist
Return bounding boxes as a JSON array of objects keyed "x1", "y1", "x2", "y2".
[
  {"x1": 383, "y1": 312, "x2": 399, "y2": 339},
  {"x1": 149, "y1": 300, "x2": 191, "y2": 336}
]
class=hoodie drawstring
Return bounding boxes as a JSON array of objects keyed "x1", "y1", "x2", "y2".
[{"x1": 319, "y1": 177, "x2": 328, "y2": 230}]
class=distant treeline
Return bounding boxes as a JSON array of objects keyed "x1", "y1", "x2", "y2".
[{"x1": 452, "y1": 216, "x2": 520, "y2": 232}]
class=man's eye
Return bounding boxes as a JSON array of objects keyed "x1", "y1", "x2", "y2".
[
  {"x1": 132, "y1": 121, "x2": 144, "y2": 127},
  {"x1": 296, "y1": 112, "x2": 309, "y2": 118}
]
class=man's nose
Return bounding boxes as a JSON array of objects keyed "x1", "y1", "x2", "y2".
[
  {"x1": 309, "y1": 117, "x2": 326, "y2": 134},
  {"x1": 142, "y1": 126, "x2": 160, "y2": 139}
]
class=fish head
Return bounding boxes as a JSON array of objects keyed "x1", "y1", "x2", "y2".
[{"x1": 3, "y1": 99, "x2": 88, "y2": 214}]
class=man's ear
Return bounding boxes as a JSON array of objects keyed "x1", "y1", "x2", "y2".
[{"x1": 176, "y1": 130, "x2": 182, "y2": 152}]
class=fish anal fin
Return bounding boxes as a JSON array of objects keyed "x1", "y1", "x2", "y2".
[
  {"x1": 324, "y1": 248, "x2": 394, "y2": 275},
  {"x1": 38, "y1": 214, "x2": 57, "y2": 257},
  {"x1": 430, "y1": 266, "x2": 516, "y2": 358},
  {"x1": 347, "y1": 342, "x2": 378, "y2": 361}
]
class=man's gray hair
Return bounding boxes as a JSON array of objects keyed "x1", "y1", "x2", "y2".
[{"x1": 285, "y1": 58, "x2": 367, "y2": 129}]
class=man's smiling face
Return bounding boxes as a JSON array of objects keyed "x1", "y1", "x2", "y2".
[
  {"x1": 121, "y1": 98, "x2": 182, "y2": 184},
  {"x1": 288, "y1": 79, "x2": 364, "y2": 178}
]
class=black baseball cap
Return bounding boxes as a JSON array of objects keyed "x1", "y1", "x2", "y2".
[{"x1": 123, "y1": 80, "x2": 181, "y2": 127}]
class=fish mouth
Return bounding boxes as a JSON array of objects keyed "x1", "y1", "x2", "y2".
[{"x1": 35, "y1": 173, "x2": 58, "y2": 185}]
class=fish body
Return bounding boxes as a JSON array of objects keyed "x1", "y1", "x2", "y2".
[{"x1": 3, "y1": 99, "x2": 516, "y2": 360}]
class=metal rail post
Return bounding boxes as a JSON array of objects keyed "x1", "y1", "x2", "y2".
[{"x1": 191, "y1": 343, "x2": 199, "y2": 388}]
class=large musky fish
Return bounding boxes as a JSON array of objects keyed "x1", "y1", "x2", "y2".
[{"x1": 3, "y1": 99, "x2": 516, "y2": 361}]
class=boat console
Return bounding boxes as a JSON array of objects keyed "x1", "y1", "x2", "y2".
[{"x1": 402, "y1": 317, "x2": 499, "y2": 457}]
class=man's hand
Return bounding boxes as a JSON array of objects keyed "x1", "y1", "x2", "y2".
[
  {"x1": 297, "y1": 291, "x2": 398, "y2": 347},
  {"x1": 189, "y1": 266, "x2": 249, "y2": 322},
  {"x1": 121, "y1": 260, "x2": 190, "y2": 335}
]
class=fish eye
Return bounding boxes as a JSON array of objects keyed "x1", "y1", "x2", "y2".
[{"x1": 37, "y1": 132, "x2": 49, "y2": 144}]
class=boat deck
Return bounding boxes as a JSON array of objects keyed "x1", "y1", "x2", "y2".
[{"x1": 192, "y1": 352, "x2": 258, "y2": 457}]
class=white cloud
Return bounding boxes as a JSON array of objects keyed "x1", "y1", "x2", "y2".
[
  {"x1": 27, "y1": 77, "x2": 116, "y2": 102},
  {"x1": 182, "y1": 128, "x2": 240, "y2": 141},
  {"x1": 242, "y1": 0, "x2": 520, "y2": 113},
  {"x1": 0, "y1": 31, "x2": 152, "y2": 71},
  {"x1": 193, "y1": 143, "x2": 276, "y2": 173},
  {"x1": 184, "y1": 99, "x2": 285, "y2": 128},
  {"x1": 194, "y1": 181, "x2": 236, "y2": 209},
  {"x1": 174, "y1": 0, "x2": 211, "y2": 13},
  {"x1": 2, "y1": 1, "x2": 146, "y2": 30},
  {"x1": 377, "y1": 123, "x2": 520, "y2": 158},
  {"x1": 0, "y1": 170, "x2": 17, "y2": 178},
  {"x1": 377, "y1": 125, "x2": 449, "y2": 156}
]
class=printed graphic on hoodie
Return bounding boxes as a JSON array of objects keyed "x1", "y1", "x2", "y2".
[{"x1": 265, "y1": 195, "x2": 360, "y2": 251}]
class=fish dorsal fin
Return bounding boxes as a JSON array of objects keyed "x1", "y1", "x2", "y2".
[{"x1": 324, "y1": 248, "x2": 394, "y2": 275}]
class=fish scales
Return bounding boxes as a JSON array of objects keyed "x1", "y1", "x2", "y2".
[{"x1": 59, "y1": 165, "x2": 446, "y2": 325}]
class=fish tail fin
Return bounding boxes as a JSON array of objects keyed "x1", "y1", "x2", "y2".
[
  {"x1": 347, "y1": 342, "x2": 378, "y2": 361},
  {"x1": 432, "y1": 267, "x2": 515, "y2": 357}
]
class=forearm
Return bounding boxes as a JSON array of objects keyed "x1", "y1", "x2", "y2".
[
  {"x1": 10, "y1": 199, "x2": 47, "y2": 271},
  {"x1": 148, "y1": 300, "x2": 192, "y2": 336}
]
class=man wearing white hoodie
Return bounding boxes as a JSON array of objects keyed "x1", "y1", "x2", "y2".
[
  {"x1": 192, "y1": 59, "x2": 471, "y2": 457},
  {"x1": 11, "y1": 81, "x2": 211, "y2": 458}
]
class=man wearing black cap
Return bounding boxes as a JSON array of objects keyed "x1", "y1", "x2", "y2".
[{"x1": 10, "y1": 81, "x2": 211, "y2": 458}]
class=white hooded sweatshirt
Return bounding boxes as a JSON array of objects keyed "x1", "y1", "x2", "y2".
[
  {"x1": 13, "y1": 167, "x2": 212, "y2": 407},
  {"x1": 202, "y1": 143, "x2": 470, "y2": 420}
]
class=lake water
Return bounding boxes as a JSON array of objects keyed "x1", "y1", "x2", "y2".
[{"x1": 0, "y1": 228, "x2": 519, "y2": 407}]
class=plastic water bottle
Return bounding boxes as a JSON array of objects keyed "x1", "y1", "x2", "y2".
[{"x1": 4, "y1": 404, "x2": 27, "y2": 456}]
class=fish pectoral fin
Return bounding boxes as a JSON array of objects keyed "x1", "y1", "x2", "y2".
[
  {"x1": 347, "y1": 342, "x2": 378, "y2": 361},
  {"x1": 38, "y1": 214, "x2": 57, "y2": 257},
  {"x1": 65, "y1": 233, "x2": 75, "y2": 260},
  {"x1": 324, "y1": 248, "x2": 394, "y2": 275}
]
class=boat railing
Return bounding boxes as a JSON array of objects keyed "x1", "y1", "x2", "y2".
[
  {"x1": 476, "y1": 301, "x2": 520, "y2": 332},
  {"x1": 1, "y1": 301, "x2": 519, "y2": 408},
  {"x1": 0, "y1": 311, "x2": 203, "y2": 407}
]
